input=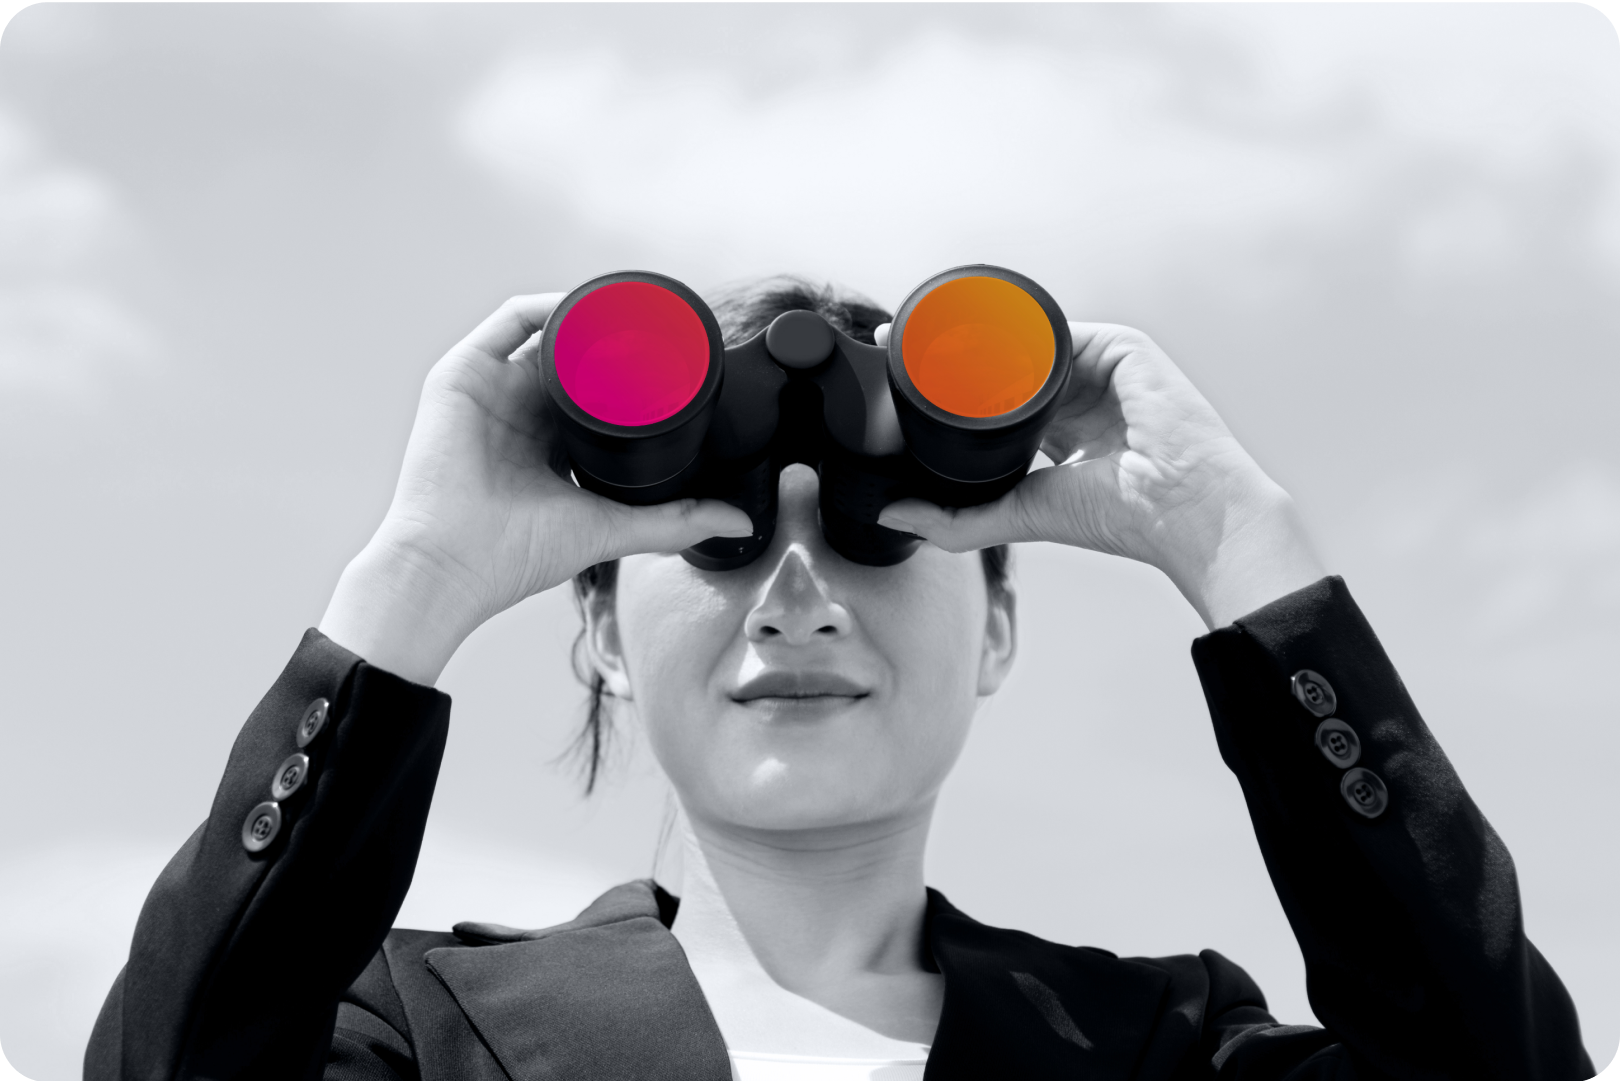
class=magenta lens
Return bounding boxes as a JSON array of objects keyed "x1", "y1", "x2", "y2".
[{"x1": 552, "y1": 281, "x2": 712, "y2": 427}]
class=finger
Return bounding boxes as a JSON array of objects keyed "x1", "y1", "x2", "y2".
[
  {"x1": 597, "y1": 499, "x2": 756, "y2": 561},
  {"x1": 1064, "y1": 321, "x2": 1151, "y2": 392},
  {"x1": 452, "y1": 293, "x2": 566, "y2": 365},
  {"x1": 876, "y1": 491, "x2": 1043, "y2": 554},
  {"x1": 874, "y1": 322, "x2": 892, "y2": 348}
]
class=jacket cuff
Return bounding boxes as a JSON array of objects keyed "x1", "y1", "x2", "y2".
[
  {"x1": 1192, "y1": 575, "x2": 1436, "y2": 827},
  {"x1": 118, "y1": 628, "x2": 452, "y2": 1079}
]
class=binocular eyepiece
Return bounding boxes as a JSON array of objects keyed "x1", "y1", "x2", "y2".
[{"x1": 539, "y1": 264, "x2": 1071, "y2": 570}]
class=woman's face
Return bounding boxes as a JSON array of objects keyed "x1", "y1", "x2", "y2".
[{"x1": 588, "y1": 464, "x2": 1017, "y2": 835}]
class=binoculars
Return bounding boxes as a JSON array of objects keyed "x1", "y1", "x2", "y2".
[{"x1": 539, "y1": 264, "x2": 1070, "y2": 570}]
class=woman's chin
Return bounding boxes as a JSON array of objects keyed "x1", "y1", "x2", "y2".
[
  {"x1": 651, "y1": 698, "x2": 969, "y2": 833},
  {"x1": 697, "y1": 757, "x2": 906, "y2": 833}
]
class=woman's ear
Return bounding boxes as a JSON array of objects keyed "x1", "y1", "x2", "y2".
[
  {"x1": 583, "y1": 585, "x2": 634, "y2": 699},
  {"x1": 977, "y1": 581, "x2": 1017, "y2": 696}
]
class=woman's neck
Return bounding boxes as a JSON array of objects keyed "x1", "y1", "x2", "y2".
[{"x1": 669, "y1": 803, "x2": 944, "y2": 1052}]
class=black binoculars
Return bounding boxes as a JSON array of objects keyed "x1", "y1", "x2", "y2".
[{"x1": 539, "y1": 264, "x2": 1070, "y2": 569}]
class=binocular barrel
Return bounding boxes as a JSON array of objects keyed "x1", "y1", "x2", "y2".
[
  {"x1": 540, "y1": 265, "x2": 1070, "y2": 569},
  {"x1": 541, "y1": 272, "x2": 725, "y2": 504}
]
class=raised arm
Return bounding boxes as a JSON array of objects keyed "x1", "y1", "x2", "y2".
[
  {"x1": 318, "y1": 292, "x2": 752, "y2": 684},
  {"x1": 878, "y1": 323, "x2": 1592, "y2": 1078},
  {"x1": 1192, "y1": 575, "x2": 1592, "y2": 1079},
  {"x1": 85, "y1": 295, "x2": 753, "y2": 1080}
]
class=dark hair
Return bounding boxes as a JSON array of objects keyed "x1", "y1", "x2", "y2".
[{"x1": 566, "y1": 276, "x2": 1013, "y2": 793}]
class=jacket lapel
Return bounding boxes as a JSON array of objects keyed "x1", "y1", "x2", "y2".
[
  {"x1": 925, "y1": 888, "x2": 1170, "y2": 1080},
  {"x1": 422, "y1": 880, "x2": 1171, "y2": 1081},
  {"x1": 424, "y1": 881, "x2": 732, "y2": 1081}
]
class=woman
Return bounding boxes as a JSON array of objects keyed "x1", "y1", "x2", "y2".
[{"x1": 86, "y1": 279, "x2": 1593, "y2": 1081}]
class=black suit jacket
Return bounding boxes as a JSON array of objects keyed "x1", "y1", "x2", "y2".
[{"x1": 84, "y1": 577, "x2": 1594, "y2": 1080}]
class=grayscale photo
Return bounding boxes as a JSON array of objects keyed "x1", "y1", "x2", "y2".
[{"x1": 0, "y1": 4, "x2": 1617, "y2": 1079}]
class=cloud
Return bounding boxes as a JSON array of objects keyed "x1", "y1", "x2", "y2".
[
  {"x1": 0, "y1": 287, "x2": 159, "y2": 396},
  {"x1": 454, "y1": 31, "x2": 1346, "y2": 296},
  {"x1": 1361, "y1": 458, "x2": 1620, "y2": 718},
  {"x1": 453, "y1": 10, "x2": 1620, "y2": 301},
  {"x1": 0, "y1": 825, "x2": 620, "y2": 1080},
  {"x1": 0, "y1": 108, "x2": 160, "y2": 398},
  {"x1": 1371, "y1": 460, "x2": 1620, "y2": 631},
  {"x1": 1462, "y1": 465, "x2": 1620, "y2": 635}
]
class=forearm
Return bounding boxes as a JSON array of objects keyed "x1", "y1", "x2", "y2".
[
  {"x1": 87, "y1": 631, "x2": 450, "y2": 1081},
  {"x1": 1191, "y1": 578, "x2": 1591, "y2": 1080},
  {"x1": 319, "y1": 526, "x2": 488, "y2": 687},
  {"x1": 1147, "y1": 462, "x2": 1328, "y2": 631}
]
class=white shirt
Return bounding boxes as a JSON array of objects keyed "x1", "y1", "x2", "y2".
[
  {"x1": 729, "y1": 1051, "x2": 927, "y2": 1081},
  {"x1": 667, "y1": 821, "x2": 932, "y2": 1080}
]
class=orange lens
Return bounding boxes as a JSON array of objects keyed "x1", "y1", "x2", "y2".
[{"x1": 901, "y1": 277, "x2": 1056, "y2": 418}]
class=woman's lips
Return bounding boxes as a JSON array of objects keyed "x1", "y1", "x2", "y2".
[{"x1": 730, "y1": 670, "x2": 871, "y2": 703}]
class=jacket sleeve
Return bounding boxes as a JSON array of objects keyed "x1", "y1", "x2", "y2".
[
  {"x1": 84, "y1": 629, "x2": 450, "y2": 1081},
  {"x1": 1191, "y1": 576, "x2": 1592, "y2": 1081}
]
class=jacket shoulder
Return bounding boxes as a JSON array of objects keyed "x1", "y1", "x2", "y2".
[{"x1": 925, "y1": 891, "x2": 1335, "y2": 1081}]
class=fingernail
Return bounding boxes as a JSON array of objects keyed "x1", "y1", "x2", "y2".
[{"x1": 877, "y1": 514, "x2": 914, "y2": 533}]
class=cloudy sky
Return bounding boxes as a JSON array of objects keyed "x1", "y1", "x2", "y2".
[{"x1": 1, "y1": 4, "x2": 1618, "y2": 1078}]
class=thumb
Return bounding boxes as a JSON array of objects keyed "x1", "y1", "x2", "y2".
[
  {"x1": 877, "y1": 493, "x2": 1040, "y2": 554},
  {"x1": 599, "y1": 498, "x2": 755, "y2": 560}
]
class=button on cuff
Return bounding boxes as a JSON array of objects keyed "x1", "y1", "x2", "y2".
[
  {"x1": 1340, "y1": 767, "x2": 1389, "y2": 819},
  {"x1": 270, "y1": 753, "x2": 311, "y2": 801},
  {"x1": 242, "y1": 801, "x2": 283, "y2": 852},
  {"x1": 295, "y1": 698, "x2": 330, "y2": 747},
  {"x1": 1314, "y1": 719, "x2": 1362, "y2": 768},
  {"x1": 1291, "y1": 670, "x2": 1337, "y2": 717}
]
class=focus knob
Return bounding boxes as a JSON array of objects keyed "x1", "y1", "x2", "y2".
[{"x1": 766, "y1": 310, "x2": 836, "y2": 369}]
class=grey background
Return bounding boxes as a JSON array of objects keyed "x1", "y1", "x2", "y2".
[{"x1": 1, "y1": 4, "x2": 1617, "y2": 1078}]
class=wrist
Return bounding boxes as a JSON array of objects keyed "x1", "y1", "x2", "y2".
[
  {"x1": 1151, "y1": 473, "x2": 1328, "y2": 631},
  {"x1": 317, "y1": 528, "x2": 488, "y2": 686}
]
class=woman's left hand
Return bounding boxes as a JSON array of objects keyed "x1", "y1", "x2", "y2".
[{"x1": 875, "y1": 322, "x2": 1327, "y2": 629}]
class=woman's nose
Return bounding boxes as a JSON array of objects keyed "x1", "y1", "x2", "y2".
[{"x1": 744, "y1": 544, "x2": 853, "y2": 645}]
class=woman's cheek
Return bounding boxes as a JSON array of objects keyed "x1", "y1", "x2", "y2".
[
  {"x1": 843, "y1": 560, "x2": 986, "y2": 792},
  {"x1": 618, "y1": 564, "x2": 755, "y2": 757},
  {"x1": 869, "y1": 558, "x2": 988, "y2": 702},
  {"x1": 618, "y1": 560, "x2": 740, "y2": 695},
  {"x1": 624, "y1": 609, "x2": 731, "y2": 726}
]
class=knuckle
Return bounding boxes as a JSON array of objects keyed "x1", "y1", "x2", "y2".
[{"x1": 1102, "y1": 325, "x2": 1155, "y2": 353}]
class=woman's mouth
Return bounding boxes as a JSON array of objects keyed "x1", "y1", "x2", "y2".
[{"x1": 730, "y1": 670, "x2": 871, "y2": 704}]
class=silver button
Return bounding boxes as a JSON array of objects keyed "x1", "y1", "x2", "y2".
[
  {"x1": 295, "y1": 698, "x2": 329, "y2": 748},
  {"x1": 1340, "y1": 768, "x2": 1389, "y2": 819},
  {"x1": 1314, "y1": 719, "x2": 1361, "y2": 768},
  {"x1": 241, "y1": 801, "x2": 282, "y2": 852},
  {"x1": 270, "y1": 753, "x2": 311, "y2": 801},
  {"x1": 1290, "y1": 670, "x2": 1337, "y2": 718}
]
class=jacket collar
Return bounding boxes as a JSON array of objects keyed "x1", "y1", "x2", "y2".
[{"x1": 425, "y1": 881, "x2": 1169, "y2": 1081}]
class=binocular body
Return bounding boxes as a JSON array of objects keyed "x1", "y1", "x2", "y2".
[{"x1": 539, "y1": 265, "x2": 1071, "y2": 569}]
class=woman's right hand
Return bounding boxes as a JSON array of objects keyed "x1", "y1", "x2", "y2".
[
  {"x1": 876, "y1": 322, "x2": 1325, "y2": 631},
  {"x1": 317, "y1": 294, "x2": 752, "y2": 685}
]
